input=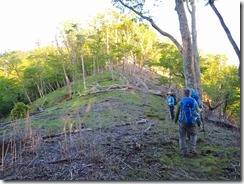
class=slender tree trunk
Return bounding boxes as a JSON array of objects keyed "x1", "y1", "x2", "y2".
[
  {"x1": 35, "y1": 81, "x2": 44, "y2": 98},
  {"x1": 190, "y1": 0, "x2": 203, "y2": 102},
  {"x1": 92, "y1": 56, "x2": 96, "y2": 76},
  {"x1": 55, "y1": 37, "x2": 72, "y2": 99},
  {"x1": 106, "y1": 22, "x2": 114, "y2": 81},
  {"x1": 62, "y1": 58, "x2": 72, "y2": 97},
  {"x1": 81, "y1": 54, "x2": 87, "y2": 92},
  {"x1": 45, "y1": 81, "x2": 55, "y2": 92},
  {"x1": 23, "y1": 85, "x2": 32, "y2": 105},
  {"x1": 67, "y1": 33, "x2": 79, "y2": 84}
]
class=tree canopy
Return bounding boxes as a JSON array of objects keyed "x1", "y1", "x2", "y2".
[{"x1": 0, "y1": 9, "x2": 240, "y2": 123}]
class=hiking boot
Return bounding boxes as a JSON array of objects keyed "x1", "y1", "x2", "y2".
[
  {"x1": 180, "y1": 151, "x2": 187, "y2": 157},
  {"x1": 189, "y1": 150, "x2": 197, "y2": 156}
]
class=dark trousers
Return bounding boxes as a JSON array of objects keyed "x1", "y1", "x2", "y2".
[{"x1": 169, "y1": 105, "x2": 175, "y2": 120}]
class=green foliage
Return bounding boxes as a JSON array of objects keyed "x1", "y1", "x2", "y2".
[
  {"x1": 0, "y1": 76, "x2": 23, "y2": 117},
  {"x1": 201, "y1": 54, "x2": 240, "y2": 122},
  {"x1": 24, "y1": 46, "x2": 67, "y2": 96},
  {"x1": 150, "y1": 49, "x2": 240, "y2": 123},
  {"x1": 10, "y1": 102, "x2": 31, "y2": 120},
  {"x1": 0, "y1": 11, "x2": 240, "y2": 124},
  {"x1": 149, "y1": 42, "x2": 184, "y2": 86}
]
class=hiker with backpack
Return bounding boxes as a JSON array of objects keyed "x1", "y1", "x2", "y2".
[
  {"x1": 165, "y1": 92, "x2": 175, "y2": 120},
  {"x1": 189, "y1": 88, "x2": 202, "y2": 108},
  {"x1": 174, "y1": 88, "x2": 202, "y2": 156}
]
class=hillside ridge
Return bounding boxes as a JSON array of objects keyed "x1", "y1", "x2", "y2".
[{"x1": 0, "y1": 70, "x2": 241, "y2": 181}]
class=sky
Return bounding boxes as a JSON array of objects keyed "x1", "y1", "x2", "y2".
[{"x1": 0, "y1": 0, "x2": 241, "y2": 66}]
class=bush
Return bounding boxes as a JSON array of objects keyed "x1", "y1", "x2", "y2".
[{"x1": 10, "y1": 102, "x2": 31, "y2": 120}]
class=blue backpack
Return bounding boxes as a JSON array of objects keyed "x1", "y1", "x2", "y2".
[{"x1": 179, "y1": 97, "x2": 199, "y2": 124}]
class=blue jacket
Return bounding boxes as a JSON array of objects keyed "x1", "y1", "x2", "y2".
[{"x1": 165, "y1": 96, "x2": 175, "y2": 106}]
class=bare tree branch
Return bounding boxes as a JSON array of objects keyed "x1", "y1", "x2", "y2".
[{"x1": 208, "y1": 0, "x2": 240, "y2": 63}]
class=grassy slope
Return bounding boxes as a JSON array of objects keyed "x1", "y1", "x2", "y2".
[{"x1": 0, "y1": 71, "x2": 241, "y2": 181}]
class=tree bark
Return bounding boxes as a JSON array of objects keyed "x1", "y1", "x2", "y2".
[
  {"x1": 190, "y1": 0, "x2": 203, "y2": 102},
  {"x1": 81, "y1": 54, "x2": 87, "y2": 92},
  {"x1": 175, "y1": 0, "x2": 195, "y2": 88}
]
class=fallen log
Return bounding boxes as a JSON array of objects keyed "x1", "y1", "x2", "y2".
[
  {"x1": 113, "y1": 119, "x2": 148, "y2": 128},
  {"x1": 42, "y1": 128, "x2": 93, "y2": 140},
  {"x1": 87, "y1": 84, "x2": 134, "y2": 95},
  {"x1": 207, "y1": 117, "x2": 240, "y2": 130},
  {"x1": 148, "y1": 90, "x2": 164, "y2": 96}
]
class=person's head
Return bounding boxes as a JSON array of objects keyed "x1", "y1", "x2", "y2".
[
  {"x1": 189, "y1": 88, "x2": 195, "y2": 94},
  {"x1": 183, "y1": 88, "x2": 191, "y2": 97},
  {"x1": 167, "y1": 92, "x2": 172, "y2": 96}
]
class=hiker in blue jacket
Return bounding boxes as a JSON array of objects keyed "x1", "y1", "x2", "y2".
[
  {"x1": 189, "y1": 88, "x2": 202, "y2": 108},
  {"x1": 165, "y1": 92, "x2": 175, "y2": 120},
  {"x1": 174, "y1": 88, "x2": 202, "y2": 157}
]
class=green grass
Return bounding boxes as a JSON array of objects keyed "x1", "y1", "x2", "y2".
[
  {"x1": 156, "y1": 143, "x2": 230, "y2": 179},
  {"x1": 18, "y1": 71, "x2": 164, "y2": 134}
]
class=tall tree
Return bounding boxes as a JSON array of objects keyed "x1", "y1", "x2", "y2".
[
  {"x1": 188, "y1": 0, "x2": 203, "y2": 101},
  {"x1": 55, "y1": 36, "x2": 73, "y2": 99},
  {"x1": 0, "y1": 52, "x2": 32, "y2": 105},
  {"x1": 112, "y1": 0, "x2": 200, "y2": 90},
  {"x1": 89, "y1": 11, "x2": 160, "y2": 74},
  {"x1": 59, "y1": 22, "x2": 87, "y2": 92}
]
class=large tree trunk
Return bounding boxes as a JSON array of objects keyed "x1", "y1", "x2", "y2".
[{"x1": 175, "y1": 0, "x2": 195, "y2": 88}]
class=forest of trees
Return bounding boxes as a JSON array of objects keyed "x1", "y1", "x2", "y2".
[{"x1": 0, "y1": 7, "x2": 240, "y2": 123}]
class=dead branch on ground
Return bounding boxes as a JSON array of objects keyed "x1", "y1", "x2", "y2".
[
  {"x1": 42, "y1": 128, "x2": 92, "y2": 140},
  {"x1": 143, "y1": 122, "x2": 155, "y2": 134},
  {"x1": 113, "y1": 119, "x2": 148, "y2": 128}
]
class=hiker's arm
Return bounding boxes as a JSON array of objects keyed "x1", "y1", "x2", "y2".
[
  {"x1": 174, "y1": 103, "x2": 180, "y2": 124},
  {"x1": 195, "y1": 102, "x2": 202, "y2": 127},
  {"x1": 196, "y1": 105, "x2": 200, "y2": 113},
  {"x1": 196, "y1": 103, "x2": 203, "y2": 114}
]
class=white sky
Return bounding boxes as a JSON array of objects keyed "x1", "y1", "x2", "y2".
[{"x1": 0, "y1": 0, "x2": 241, "y2": 66}]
